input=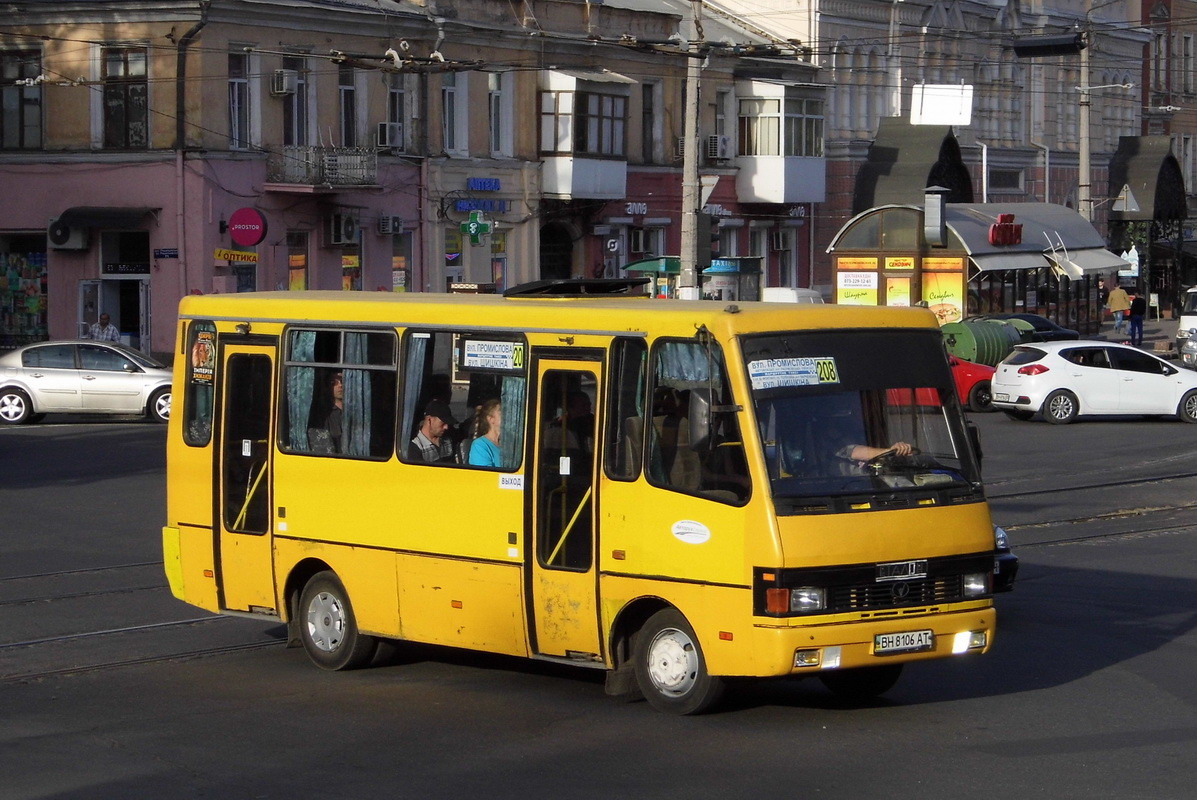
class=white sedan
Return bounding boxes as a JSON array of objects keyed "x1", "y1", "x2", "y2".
[
  {"x1": 991, "y1": 341, "x2": 1197, "y2": 424},
  {"x1": 0, "y1": 341, "x2": 172, "y2": 424}
]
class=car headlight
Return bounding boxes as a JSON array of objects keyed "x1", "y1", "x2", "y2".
[
  {"x1": 1179, "y1": 329, "x2": 1191, "y2": 340},
  {"x1": 994, "y1": 525, "x2": 1009, "y2": 550}
]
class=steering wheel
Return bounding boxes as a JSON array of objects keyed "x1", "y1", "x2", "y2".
[{"x1": 864, "y1": 446, "x2": 920, "y2": 468}]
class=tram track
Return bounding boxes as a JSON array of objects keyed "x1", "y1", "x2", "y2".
[{"x1": 1, "y1": 639, "x2": 281, "y2": 684}]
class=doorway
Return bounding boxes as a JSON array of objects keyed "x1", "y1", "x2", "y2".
[{"x1": 539, "y1": 223, "x2": 574, "y2": 281}]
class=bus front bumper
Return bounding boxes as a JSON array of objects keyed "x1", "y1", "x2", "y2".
[{"x1": 749, "y1": 605, "x2": 995, "y2": 676}]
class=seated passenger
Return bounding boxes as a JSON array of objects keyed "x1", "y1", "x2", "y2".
[
  {"x1": 407, "y1": 400, "x2": 457, "y2": 462},
  {"x1": 467, "y1": 399, "x2": 503, "y2": 467}
]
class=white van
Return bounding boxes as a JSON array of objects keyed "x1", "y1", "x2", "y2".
[
  {"x1": 761, "y1": 287, "x2": 825, "y2": 304},
  {"x1": 1177, "y1": 287, "x2": 1197, "y2": 356}
]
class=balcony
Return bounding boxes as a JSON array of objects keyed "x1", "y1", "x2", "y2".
[
  {"x1": 542, "y1": 156, "x2": 627, "y2": 200},
  {"x1": 266, "y1": 146, "x2": 378, "y2": 189},
  {"x1": 735, "y1": 155, "x2": 826, "y2": 204}
]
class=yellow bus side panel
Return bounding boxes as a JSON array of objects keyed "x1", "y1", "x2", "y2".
[
  {"x1": 397, "y1": 554, "x2": 528, "y2": 657},
  {"x1": 162, "y1": 525, "x2": 184, "y2": 599},
  {"x1": 272, "y1": 537, "x2": 400, "y2": 638},
  {"x1": 161, "y1": 523, "x2": 219, "y2": 611}
]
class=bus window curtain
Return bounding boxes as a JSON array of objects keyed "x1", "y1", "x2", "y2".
[
  {"x1": 499, "y1": 375, "x2": 526, "y2": 468},
  {"x1": 287, "y1": 330, "x2": 316, "y2": 451},
  {"x1": 656, "y1": 341, "x2": 710, "y2": 382},
  {"x1": 343, "y1": 333, "x2": 372, "y2": 457},
  {"x1": 401, "y1": 335, "x2": 430, "y2": 442}
]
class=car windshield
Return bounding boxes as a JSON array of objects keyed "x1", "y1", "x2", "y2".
[
  {"x1": 1184, "y1": 293, "x2": 1197, "y2": 315},
  {"x1": 741, "y1": 329, "x2": 982, "y2": 512}
]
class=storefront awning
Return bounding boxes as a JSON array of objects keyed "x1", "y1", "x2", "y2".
[
  {"x1": 544, "y1": 68, "x2": 636, "y2": 91},
  {"x1": 56, "y1": 206, "x2": 158, "y2": 228}
]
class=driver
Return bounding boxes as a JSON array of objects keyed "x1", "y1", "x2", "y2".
[
  {"x1": 825, "y1": 413, "x2": 913, "y2": 474},
  {"x1": 838, "y1": 441, "x2": 913, "y2": 464}
]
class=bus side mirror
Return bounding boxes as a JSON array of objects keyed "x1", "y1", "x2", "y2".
[
  {"x1": 688, "y1": 388, "x2": 712, "y2": 451},
  {"x1": 966, "y1": 421, "x2": 983, "y2": 463}
]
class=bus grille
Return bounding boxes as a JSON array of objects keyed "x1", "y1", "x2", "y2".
[{"x1": 827, "y1": 575, "x2": 964, "y2": 612}]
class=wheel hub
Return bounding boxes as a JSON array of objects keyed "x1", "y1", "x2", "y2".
[
  {"x1": 646, "y1": 628, "x2": 697, "y2": 697},
  {"x1": 306, "y1": 591, "x2": 346, "y2": 652}
]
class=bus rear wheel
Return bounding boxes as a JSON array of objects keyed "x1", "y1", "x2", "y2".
[
  {"x1": 633, "y1": 608, "x2": 724, "y2": 715},
  {"x1": 819, "y1": 664, "x2": 903, "y2": 702},
  {"x1": 298, "y1": 571, "x2": 378, "y2": 670}
]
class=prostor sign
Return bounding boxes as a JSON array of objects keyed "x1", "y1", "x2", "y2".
[{"x1": 228, "y1": 207, "x2": 268, "y2": 247}]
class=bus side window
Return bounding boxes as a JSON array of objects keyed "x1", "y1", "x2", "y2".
[
  {"x1": 184, "y1": 320, "x2": 216, "y2": 446},
  {"x1": 604, "y1": 337, "x2": 647, "y2": 481},
  {"x1": 647, "y1": 340, "x2": 750, "y2": 504},
  {"x1": 282, "y1": 329, "x2": 397, "y2": 459}
]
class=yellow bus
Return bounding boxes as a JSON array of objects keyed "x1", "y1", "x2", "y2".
[{"x1": 163, "y1": 279, "x2": 997, "y2": 714}]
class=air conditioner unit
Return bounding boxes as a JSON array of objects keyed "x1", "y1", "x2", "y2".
[
  {"x1": 629, "y1": 228, "x2": 649, "y2": 253},
  {"x1": 377, "y1": 215, "x2": 403, "y2": 235},
  {"x1": 376, "y1": 121, "x2": 405, "y2": 150},
  {"x1": 271, "y1": 69, "x2": 298, "y2": 97},
  {"x1": 706, "y1": 134, "x2": 731, "y2": 160},
  {"x1": 770, "y1": 230, "x2": 788, "y2": 251},
  {"x1": 327, "y1": 212, "x2": 359, "y2": 246},
  {"x1": 47, "y1": 218, "x2": 89, "y2": 250}
]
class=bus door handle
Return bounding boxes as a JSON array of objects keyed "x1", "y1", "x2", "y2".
[{"x1": 232, "y1": 460, "x2": 269, "y2": 531}]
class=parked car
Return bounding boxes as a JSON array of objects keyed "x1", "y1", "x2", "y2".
[
  {"x1": 970, "y1": 313, "x2": 1080, "y2": 342},
  {"x1": 991, "y1": 341, "x2": 1197, "y2": 424},
  {"x1": 993, "y1": 526, "x2": 1018, "y2": 593},
  {"x1": 949, "y1": 354, "x2": 996, "y2": 412},
  {"x1": 0, "y1": 341, "x2": 171, "y2": 424},
  {"x1": 1180, "y1": 327, "x2": 1197, "y2": 370}
]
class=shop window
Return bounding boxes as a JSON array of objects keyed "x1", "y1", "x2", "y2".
[
  {"x1": 399, "y1": 330, "x2": 527, "y2": 470},
  {"x1": 282, "y1": 328, "x2": 397, "y2": 459},
  {"x1": 286, "y1": 231, "x2": 308, "y2": 290},
  {"x1": 102, "y1": 46, "x2": 148, "y2": 149}
]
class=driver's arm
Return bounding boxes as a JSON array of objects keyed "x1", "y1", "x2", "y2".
[{"x1": 845, "y1": 441, "x2": 913, "y2": 460}]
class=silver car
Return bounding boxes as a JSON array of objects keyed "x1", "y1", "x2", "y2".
[{"x1": 0, "y1": 341, "x2": 172, "y2": 424}]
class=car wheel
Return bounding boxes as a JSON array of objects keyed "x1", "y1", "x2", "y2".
[
  {"x1": 298, "y1": 571, "x2": 378, "y2": 671},
  {"x1": 633, "y1": 608, "x2": 724, "y2": 715},
  {"x1": 1179, "y1": 390, "x2": 1197, "y2": 423},
  {"x1": 0, "y1": 389, "x2": 33, "y2": 425},
  {"x1": 1043, "y1": 390, "x2": 1079, "y2": 424},
  {"x1": 819, "y1": 664, "x2": 904, "y2": 702},
  {"x1": 967, "y1": 380, "x2": 995, "y2": 413},
  {"x1": 1002, "y1": 409, "x2": 1034, "y2": 421},
  {"x1": 147, "y1": 388, "x2": 171, "y2": 423}
]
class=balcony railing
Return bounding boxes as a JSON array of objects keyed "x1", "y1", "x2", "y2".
[{"x1": 267, "y1": 146, "x2": 378, "y2": 186}]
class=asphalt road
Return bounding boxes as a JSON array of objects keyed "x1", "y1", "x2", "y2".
[{"x1": 2, "y1": 411, "x2": 1196, "y2": 799}]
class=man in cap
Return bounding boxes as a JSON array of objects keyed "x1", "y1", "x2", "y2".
[{"x1": 407, "y1": 400, "x2": 458, "y2": 462}]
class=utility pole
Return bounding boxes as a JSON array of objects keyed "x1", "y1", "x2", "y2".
[
  {"x1": 1078, "y1": 0, "x2": 1092, "y2": 221},
  {"x1": 678, "y1": 0, "x2": 703, "y2": 300}
]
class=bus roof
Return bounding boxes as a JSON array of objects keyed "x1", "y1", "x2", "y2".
[{"x1": 177, "y1": 291, "x2": 941, "y2": 338}]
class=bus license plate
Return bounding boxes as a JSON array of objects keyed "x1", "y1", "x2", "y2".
[
  {"x1": 994, "y1": 392, "x2": 1010, "y2": 402},
  {"x1": 875, "y1": 629, "x2": 934, "y2": 655}
]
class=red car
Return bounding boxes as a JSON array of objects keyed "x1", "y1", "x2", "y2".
[{"x1": 949, "y1": 355, "x2": 996, "y2": 412}]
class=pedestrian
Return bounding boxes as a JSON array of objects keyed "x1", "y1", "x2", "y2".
[
  {"x1": 86, "y1": 313, "x2": 120, "y2": 342},
  {"x1": 1107, "y1": 282, "x2": 1131, "y2": 335},
  {"x1": 1128, "y1": 288, "x2": 1147, "y2": 347}
]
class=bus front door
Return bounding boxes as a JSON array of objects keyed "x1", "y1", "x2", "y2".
[
  {"x1": 529, "y1": 358, "x2": 602, "y2": 660},
  {"x1": 216, "y1": 343, "x2": 277, "y2": 612}
]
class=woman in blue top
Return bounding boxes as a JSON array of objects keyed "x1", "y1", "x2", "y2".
[{"x1": 467, "y1": 399, "x2": 503, "y2": 467}]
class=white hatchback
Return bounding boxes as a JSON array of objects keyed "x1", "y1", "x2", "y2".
[
  {"x1": 0, "y1": 341, "x2": 172, "y2": 425},
  {"x1": 991, "y1": 341, "x2": 1197, "y2": 424}
]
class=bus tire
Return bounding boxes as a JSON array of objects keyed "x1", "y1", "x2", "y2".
[
  {"x1": 633, "y1": 608, "x2": 724, "y2": 715},
  {"x1": 819, "y1": 664, "x2": 903, "y2": 702},
  {"x1": 298, "y1": 571, "x2": 378, "y2": 671}
]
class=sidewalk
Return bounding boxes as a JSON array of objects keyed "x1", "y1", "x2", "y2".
[{"x1": 1092, "y1": 313, "x2": 1180, "y2": 355}]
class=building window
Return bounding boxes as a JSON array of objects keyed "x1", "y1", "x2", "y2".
[
  {"x1": 488, "y1": 73, "x2": 503, "y2": 155},
  {"x1": 641, "y1": 82, "x2": 658, "y2": 163},
  {"x1": 1184, "y1": 35, "x2": 1195, "y2": 94},
  {"x1": 283, "y1": 56, "x2": 308, "y2": 147},
  {"x1": 784, "y1": 98, "x2": 824, "y2": 157},
  {"x1": 1, "y1": 50, "x2": 42, "y2": 149},
  {"x1": 540, "y1": 91, "x2": 572, "y2": 153},
  {"x1": 228, "y1": 52, "x2": 250, "y2": 150},
  {"x1": 988, "y1": 169, "x2": 1024, "y2": 192},
  {"x1": 738, "y1": 98, "x2": 780, "y2": 156},
  {"x1": 1153, "y1": 32, "x2": 1168, "y2": 92},
  {"x1": 339, "y1": 63, "x2": 357, "y2": 147},
  {"x1": 102, "y1": 46, "x2": 148, "y2": 149},
  {"x1": 287, "y1": 231, "x2": 308, "y2": 290},
  {"x1": 387, "y1": 73, "x2": 406, "y2": 151},
  {"x1": 574, "y1": 91, "x2": 626, "y2": 156}
]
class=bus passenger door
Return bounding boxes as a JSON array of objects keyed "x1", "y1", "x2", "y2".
[
  {"x1": 216, "y1": 343, "x2": 277, "y2": 612},
  {"x1": 529, "y1": 357, "x2": 603, "y2": 660}
]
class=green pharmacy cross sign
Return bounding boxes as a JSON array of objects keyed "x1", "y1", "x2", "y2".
[{"x1": 460, "y1": 211, "x2": 492, "y2": 246}]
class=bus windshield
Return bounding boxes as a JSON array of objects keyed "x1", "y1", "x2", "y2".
[{"x1": 741, "y1": 329, "x2": 982, "y2": 511}]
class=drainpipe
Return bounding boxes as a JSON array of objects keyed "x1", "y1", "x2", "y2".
[
  {"x1": 979, "y1": 141, "x2": 988, "y2": 203},
  {"x1": 175, "y1": 1, "x2": 210, "y2": 298}
]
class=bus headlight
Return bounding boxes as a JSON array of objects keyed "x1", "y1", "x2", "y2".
[
  {"x1": 790, "y1": 587, "x2": 825, "y2": 612},
  {"x1": 963, "y1": 572, "x2": 989, "y2": 597}
]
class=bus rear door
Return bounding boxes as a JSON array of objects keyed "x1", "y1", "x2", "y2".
[
  {"x1": 216, "y1": 340, "x2": 277, "y2": 612},
  {"x1": 529, "y1": 354, "x2": 603, "y2": 661}
]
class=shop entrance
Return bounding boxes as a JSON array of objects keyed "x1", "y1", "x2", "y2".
[{"x1": 78, "y1": 230, "x2": 151, "y2": 350}]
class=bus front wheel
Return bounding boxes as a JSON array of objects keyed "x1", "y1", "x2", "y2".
[
  {"x1": 633, "y1": 608, "x2": 724, "y2": 715},
  {"x1": 298, "y1": 571, "x2": 378, "y2": 670}
]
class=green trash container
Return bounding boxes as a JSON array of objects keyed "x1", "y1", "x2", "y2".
[{"x1": 941, "y1": 320, "x2": 1021, "y2": 366}]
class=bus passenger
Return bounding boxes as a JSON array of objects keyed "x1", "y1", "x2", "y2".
[
  {"x1": 408, "y1": 401, "x2": 457, "y2": 462},
  {"x1": 467, "y1": 399, "x2": 503, "y2": 467}
]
